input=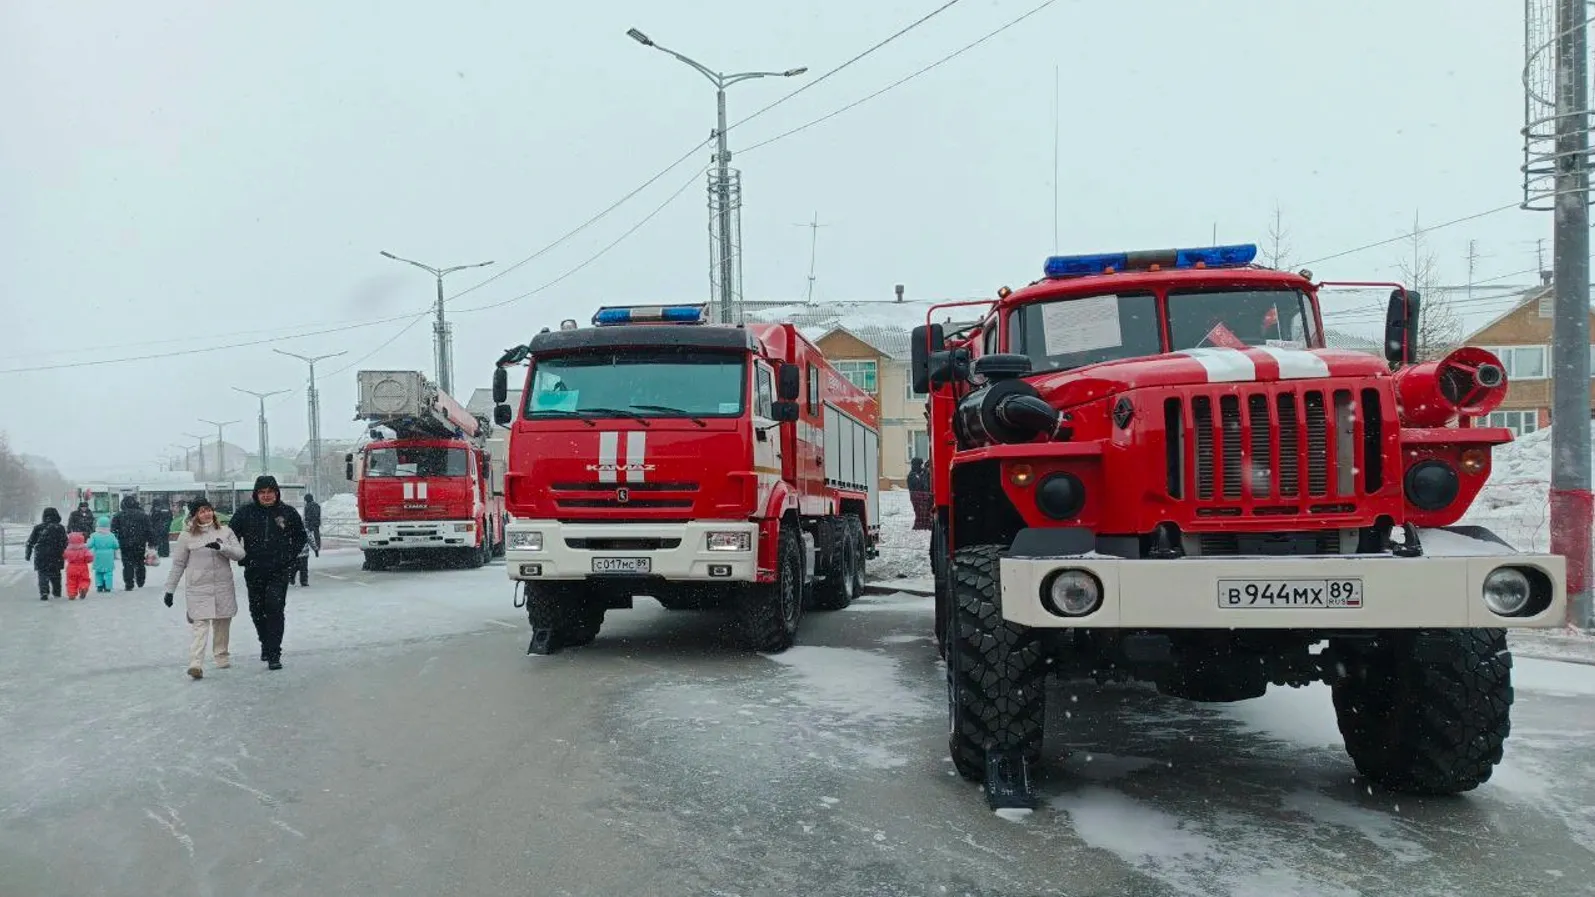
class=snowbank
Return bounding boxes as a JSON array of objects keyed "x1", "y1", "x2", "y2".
[
  {"x1": 1459, "y1": 422, "x2": 1594, "y2": 555},
  {"x1": 320, "y1": 493, "x2": 359, "y2": 538},
  {"x1": 871, "y1": 489, "x2": 929, "y2": 582}
]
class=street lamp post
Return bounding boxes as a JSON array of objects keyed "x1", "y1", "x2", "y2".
[
  {"x1": 233, "y1": 387, "x2": 291, "y2": 475},
  {"x1": 379, "y1": 251, "x2": 494, "y2": 395},
  {"x1": 199, "y1": 419, "x2": 238, "y2": 482},
  {"x1": 275, "y1": 349, "x2": 347, "y2": 500},
  {"x1": 182, "y1": 433, "x2": 210, "y2": 482},
  {"x1": 626, "y1": 28, "x2": 806, "y2": 325}
]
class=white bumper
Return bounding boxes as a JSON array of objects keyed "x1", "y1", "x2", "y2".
[
  {"x1": 505, "y1": 520, "x2": 759, "y2": 582},
  {"x1": 359, "y1": 519, "x2": 476, "y2": 551},
  {"x1": 1000, "y1": 553, "x2": 1567, "y2": 629}
]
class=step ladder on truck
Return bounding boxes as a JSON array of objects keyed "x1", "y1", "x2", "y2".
[{"x1": 346, "y1": 370, "x2": 505, "y2": 570}]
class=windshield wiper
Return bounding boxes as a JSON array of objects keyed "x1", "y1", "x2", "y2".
[
  {"x1": 578, "y1": 407, "x2": 651, "y2": 426},
  {"x1": 629, "y1": 404, "x2": 707, "y2": 427},
  {"x1": 529, "y1": 409, "x2": 596, "y2": 427}
]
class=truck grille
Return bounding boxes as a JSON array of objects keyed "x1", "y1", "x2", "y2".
[{"x1": 1166, "y1": 387, "x2": 1384, "y2": 512}]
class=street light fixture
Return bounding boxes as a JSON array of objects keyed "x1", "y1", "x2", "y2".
[
  {"x1": 233, "y1": 387, "x2": 291, "y2": 475},
  {"x1": 199, "y1": 419, "x2": 238, "y2": 481},
  {"x1": 274, "y1": 349, "x2": 347, "y2": 499},
  {"x1": 379, "y1": 251, "x2": 494, "y2": 395},
  {"x1": 182, "y1": 432, "x2": 210, "y2": 481},
  {"x1": 626, "y1": 27, "x2": 806, "y2": 324}
]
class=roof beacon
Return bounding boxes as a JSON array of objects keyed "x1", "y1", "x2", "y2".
[
  {"x1": 1043, "y1": 243, "x2": 1258, "y2": 279},
  {"x1": 591, "y1": 304, "x2": 709, "y2": 326}
]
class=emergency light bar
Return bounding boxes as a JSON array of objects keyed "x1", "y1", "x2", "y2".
[
  {"x1": 591, "y1": 304, "x2": 709, "y2": 326},
  {"x1": 1044, "y1": 243, "x2": 1258, "y2": 279}
]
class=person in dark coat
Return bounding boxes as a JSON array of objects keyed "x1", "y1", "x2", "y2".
[
  {"x1": 25, "y1": 508, "x2": 68, "y2": 601},
  {"x1": 148, "y1": 501, "x2": 175, "y2": 558},
  {"x1": 302, "y1": 494, "x2": 321, "y2": 557},
  {"x1": 906, "y1": 458, "x2": 933, "y2": 531},
  {"x1": 227, "y1": 476, "x2": 307, "y2": 670},
  {"x1": 67, "y1": 502, "x2": 96, "y2": 538},
  {"x1": 110, "y1": 496, "x2": 155, "y2": 591}
]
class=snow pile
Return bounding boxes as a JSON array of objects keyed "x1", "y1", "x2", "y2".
[
  {"x1": 319, "y1": 493, "x2": 359, "y2": 538},
  {"x1": 1460, "y1": 422, "x2": 1593, "y2": 554},
  {"x1": 870, "y1": 489, "x2": 929, "y2": 582}
]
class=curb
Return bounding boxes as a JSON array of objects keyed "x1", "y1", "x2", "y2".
[{"x1": 863, "y1": 582, "x2": 934, "y2": 597}]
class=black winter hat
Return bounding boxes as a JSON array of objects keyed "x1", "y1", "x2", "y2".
[
  {"x1": 253, "y1": 475, "x2": 280, "y2": 494},
  {"x1": 41, "y1": 507, "x2": 61, "y2": 524},
  {"x1": 188, "y1": 497, "x2": 214, "y2": 517}
]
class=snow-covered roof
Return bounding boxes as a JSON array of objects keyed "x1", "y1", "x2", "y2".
[
  {"x1": 1461, "y1": 284, "x2": 1555, "y2": 342},
  {"x1": 744, "y1": 300, "x2": 982, "y2": 359},
  {"x1": 1322, "y1": 328, "x2": 1382, "y2": 354}
]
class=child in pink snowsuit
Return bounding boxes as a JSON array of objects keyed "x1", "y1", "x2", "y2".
[{"x1": 64, "y1": 532, "x2": 93, "y2": 600}]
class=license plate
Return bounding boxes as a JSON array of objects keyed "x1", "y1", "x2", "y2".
[
  {"x1": 1217, "y1": 579, "x2": 1363, "y2": 608},
  {"x1": 592, "y1": 557, "x2": 651, "y2": 574}
]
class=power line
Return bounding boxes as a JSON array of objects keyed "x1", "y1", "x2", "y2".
[
  {"x1": 1297, "y1": 203, "x2": 1521, "y2": 267},
  {"x1": 740, "y1": 0, "x2": 1060, "y2": 154}
]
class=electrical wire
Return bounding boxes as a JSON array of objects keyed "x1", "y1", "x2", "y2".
[{"x1": 1298, "y1": 203, "x2": 1521, "y2": 267}]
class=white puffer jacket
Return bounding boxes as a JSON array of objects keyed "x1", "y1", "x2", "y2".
[{"x1": 164, "y1": 526, "x2": 246, "y2": 620}]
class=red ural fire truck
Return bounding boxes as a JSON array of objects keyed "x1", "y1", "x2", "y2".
[
  {"x1": 914, "y1": 243, "x2": 1569, "y2": 808},
  {"x1": 347, "y1": 370, "x2": 505, "y2": 570},
  {"x1": 491, "y1": 303, "x2": 881, "y2": 655}
]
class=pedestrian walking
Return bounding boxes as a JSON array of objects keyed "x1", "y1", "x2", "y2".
[
  {"x1": 906, "y1": 457, "x2": 933, "y2": 531},
  {"x1": 24, "y1": 508, "x2": 68, "y2": 601},
  {"x1": 302, "y1": 494, "x2": 322, "y2": 557},
  {"x1": 67, "y1": 502, "x2": 95, "y2": 538},
  {"x1": 64, "y1": 532, "x2": 93, "y2": 600},
  {"x1": 110, "y1": 496, "x2": 156, "y2": 591},
  {"x1": 88, "y1": 516, "x2": 120, "y2": 593},
  {"x1": 149, "y1": 501, "x2": 175, "y2": 559},
  {"x1": 291, "y1": 538, "x2": 311, "y2": 588},
  {"x1": 226, "y1": 476, "x2": 306, "y2": 670},
  {"x1": 163, "y1": 498, "x2": 245, "y2": 680}
]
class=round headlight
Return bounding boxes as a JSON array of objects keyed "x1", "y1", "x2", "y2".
[
  {"x1": 1482, "y1": 567, "x2": 1532, "y2": 616},
  {"x1": 1404, "y1": 461, "x2": 1460, "y2": 511},
  {"x1": 1036, "y1": 472, "x2": 1085, "y2": 520},
  {"x1": 1043, "y1": 569, "x2": 1102, "y2": 617}
]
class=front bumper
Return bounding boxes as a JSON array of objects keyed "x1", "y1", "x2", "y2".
[
  {"x1": 505, "y1": 520, "x2": 758, "y2": 582},
  {"x1": 1000, "y1": 552, "x2": 1566, "y2": 629},
  {"x1": 359, "y1": 519, "x2": 476, "y2": 551}
]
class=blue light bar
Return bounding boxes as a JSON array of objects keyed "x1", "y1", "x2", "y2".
[
  {"x1": 1044, "y1": 243, "x2": 1259, "y2": 279},
  {"x1": 591, "y1": 304, "x2": 709, "y2": 326}
]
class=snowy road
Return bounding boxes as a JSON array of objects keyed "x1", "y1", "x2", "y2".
[{"x1": 1, "y1": 552, "x2": 1592, "y2": 896}]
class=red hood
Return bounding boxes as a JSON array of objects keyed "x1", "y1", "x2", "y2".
[
  {"x1": 1030, "y1": 347, "x2": 1390, "y2": 408},
  {"x1": 359, "y1": 476, "x2": 475, "y2": 521},
  {"x1": 507, "y1": 419, "x2": 755, "y2": 520}
]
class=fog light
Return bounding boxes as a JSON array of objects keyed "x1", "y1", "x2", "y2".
[
  {"x1": 1042, "y1": 569, "x2": 1102, "y2": 617},
  {"x1": 519, "y1": 563, "x2": 542, "y2": 577},
  {"x1": 1036, "y1": 473, "x2": 1085, "y2": 519},
  {"x1": 454, "y1": 522, "x2": 475, "y2": 532},
  {"x1": 1483, "y1": 567, "x2": 1532, "y2": 616},
  {"x1": 708, "y1": 564, "x2": 732, "y2": 577},
  {"x1": 360, "y1": 525, "x2": 375, "y2": 535},
  {"x1": 1460, "y1": 448, "x2": 1488, "y2": 475},
  {"x1": 707, "y1": 531, "x2": 752, "y2": 552},
  {"x1": 509, "y1": 531, "x2": 543, "y2": 550},
  {"x1": 1007, "y1": 463, "x2": 1035, "y2": 487},
  {"x1": 1403, "y1": 461, "x2": 1459, "y2": 511}
]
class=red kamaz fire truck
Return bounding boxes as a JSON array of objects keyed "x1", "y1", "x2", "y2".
[
  {"x1": 491, "y1": 303, "x2": 881, "y2": 655},
  {"x1": 914, "y1": 243, "x2": 1568, "y2": 808},
  {"x1": 346, "y1": 370, "x2": 505, "y2": 570}
]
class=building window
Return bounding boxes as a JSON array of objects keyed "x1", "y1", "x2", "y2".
[
  {"x1": 908, "y1": 430, "x2": 930, "y2": 461},
  {"x1": 1483, "y1": 345, "x2": 1547, "y2": 380},
  {"x1": 835, "y1": 360, "x2": 878, "y2": 394},
  {"x1": 1483, "y1": 410, "x2": 1540, "y2": 436}
]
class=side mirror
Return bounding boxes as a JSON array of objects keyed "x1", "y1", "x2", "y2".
[
  {"x1": 1384, "y1": 289, "x2": 1422, "y2": 366},
  {"x1": 494, "y1": 404, "x2": 513, "y2": 427},
  {"x1": 492, "y1": 367, "x2": 508, "y2": 404},
  {"x1": 344, "y1": 453, "x2": 355, "y2": 482},
  {"x1": 777, "y1": 363, "x2": 801, "y2": 401},
  {"x1": 929, "y1": 347, "x2": 972, "y2": 388},
  {"x1": 910, "y1": 324, "x2": 947, "y2": 394},
  {"x1": 770, "y1": 400, "x2": 800, "y2": 422}
]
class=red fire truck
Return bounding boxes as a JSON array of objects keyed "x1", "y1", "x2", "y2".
[
  {"x1": 915, "y1": 243, "x2": 1568, "y2": 808},
  {"x1": 491, "y1": 303, "x2": 881, "y2": 655},
  {"x1": 347, "y1": 370, "x2": 505, "y2": 570}
]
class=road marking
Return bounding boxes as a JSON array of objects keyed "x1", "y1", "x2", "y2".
[{"x1": 484, "y1": 619, "x2": 518, "y2": 629}]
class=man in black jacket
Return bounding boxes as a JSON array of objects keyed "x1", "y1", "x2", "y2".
[
  {"x1": 67, "y1": 502, "x2": 95, "y2": 539},
  {"x1": 228, "y1": 476, "x2": 307, "y2": 670},
  {"x1": 302, "y1": 494, "x2": 322, "y2": 557},
  {"x1": 110, "y1": 496, "x2": 155, "y2": 590},
  {"x1": 25, "y1": 508, "x2": 68, "y2": 601},
  {"x1": 148, "y1": 501, "x2": 174, "y2": 558}
]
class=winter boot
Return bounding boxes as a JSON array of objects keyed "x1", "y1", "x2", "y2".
[{"x1": 187, "y1": 666, "x2": 203, "y2": 680}]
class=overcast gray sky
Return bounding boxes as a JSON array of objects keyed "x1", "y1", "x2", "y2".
[{"x1": 1, "y1": 0, "x2": 1553, "y2": 477}]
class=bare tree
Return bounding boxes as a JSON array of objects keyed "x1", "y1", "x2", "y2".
[
  {"x1": 1265, "y1": 202, "x2": 1293, "y2": 270},
  {"x1": 1395, "y1": 212, "x2": 1462, "y2": 361}
]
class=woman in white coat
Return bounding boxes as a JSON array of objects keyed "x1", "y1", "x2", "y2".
[{"x1": 163, "y1": 498, "x2": 246, "y2": 679}]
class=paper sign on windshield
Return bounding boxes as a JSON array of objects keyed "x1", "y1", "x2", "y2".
[
  {"x1": 535, "y1": 390, "x2": 579, "y2": 412},
  {"x1": 1041, "y1": 294, "x2": 1122, "y2": 356}
]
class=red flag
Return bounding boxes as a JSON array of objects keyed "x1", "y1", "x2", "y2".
[{"x1": 1204, "y1": 322, "x2": 1247, "y2": 349}]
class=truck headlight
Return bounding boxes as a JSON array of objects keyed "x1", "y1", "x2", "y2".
[
  {"x1": 454, "y1": 522, "x2": 475, "y2": 533},
  {"x1": 509, "y1": 531, "x2": 543, "y2": 551},
  {"x1": 1482, "y1": 567, "x2": 1531, "y2": 616},
  {"x1": 706, "y1": 531, "x2": 752, "y2": 552},
  {"x1": 1041, "y1": 569, "x2": 1102, "y2": 617}
]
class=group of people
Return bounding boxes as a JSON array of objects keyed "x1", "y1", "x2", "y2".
[{"x1": 26, "y1": 477, "x2": 314, "y2": 678}]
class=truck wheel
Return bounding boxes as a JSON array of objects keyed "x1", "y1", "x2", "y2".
[
  {"x1": 932, "y1": 518, "x2": 949, "y2": 659},
  {"x1": 362, "y1": 550, "x2": 389, "y2": 572},
  {"x1": 1332, "y1": 629, "x2": 1513, "y2": 795},
  {"x1": 739, "y1": 526, "x2": 803, "y2": 652},
  {"x1": 464, "y1": 537, "x2": 486, "y2": 570},
  {"x1": 809, "y1": 517, "x2": 854, "y2": 611},
  {"x1": 947, "y1": 544, "x2": 1046, "y2": 783},
  {"x1": 527, "y1": 583, "x2": 606, "y2": 650},
  {"x1": 843, "y1": 515, "x2": 866, "y2": 598}
]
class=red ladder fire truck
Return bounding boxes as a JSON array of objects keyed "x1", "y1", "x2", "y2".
[
  {"x1": 913, "y1": 243, "x2": 1568, "y2": 808},
  {"x1": 491, "y1": 303, "x2": 881, "y2": 655}
]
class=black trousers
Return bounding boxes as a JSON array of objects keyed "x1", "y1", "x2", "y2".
[
  {"x1": 122, "y1": 552, "x2": 147, "y2": 589},
  {"x1": 246, "y1": 571, "x2": 291, "y2": 662},
  {"x1": 36, "y1": 569, "x2": 61, "y2": 598},
  {"x1": 308, "y1": 527, "x2": 320, "y2": 557}
]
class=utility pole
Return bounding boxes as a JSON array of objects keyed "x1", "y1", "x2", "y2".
[
  {"x1": 233, "y1": 387, "x2": 290, "y2": 475},
  {"x1": 183, "y1": 433, "x2": 209, "y2": 482},
  {"x1": 1466, "y1": 239, "x2": 1479, "y2": 302},
  {"x1": 628, "y1": 27, "x2": 807, "y2": 325},
  {"x1": 793, "y1": 213, "x2": 828, "y2": 303},
  {"x1": 199, "y1": 419, "x2": 238, "y2": 481},
  {"x1": 275, "y1": 349, "x2": 346, "y2": 500},
  {"x1": 379, "y1": 251, "x2": 494, "y2": 396}
]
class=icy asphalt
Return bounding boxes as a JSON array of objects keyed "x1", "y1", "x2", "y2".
[{"x1": 1, "y1": 553, "x2": 1593, "y2": 897}]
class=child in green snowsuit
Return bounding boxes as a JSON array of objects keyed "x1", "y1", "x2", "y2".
[{"x1": 87, "y1": 515, "x2": 120, "y2": 593}]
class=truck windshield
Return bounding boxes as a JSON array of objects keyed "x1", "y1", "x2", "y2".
[
  {"x1": 525, "y1": 351, "x2": 747, "y2": 419},
  {"x1": 1167, "y1": 289, "x2": 1318, "y2": 351},
  {"x1": 1010, "y1": 292, "x2": 1162, "y2": 373},
  {"x1": 365, "y1": 447, "x2": 468, "y2": 478}
]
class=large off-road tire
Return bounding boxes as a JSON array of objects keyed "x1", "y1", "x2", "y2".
[
  {"x1": 462, "y1": 539, "x2": 486, "y2": 570},
  {"x1": 947, "y1": 544, "x2": 1047, "y2": 782},
  {"x1": 527, "y1": 583, "x2": 606, "y2": 649},
  {"x1": 739, "y1": 526, "x2": 803, "y2": 652},
  {"x1": 843, "y1": 515, "x2": 867, "y2": 594},
  {"x1": 1332, "y1": 628, "x2": 1513, "y2": 795},
  {"x1": 931, "y1": 518, "x2": 949, "y2": 658},
  {"x1": 809, "y1": 517, "x2": 853, "y2": 610},
  {"x1": 362, "y1": 550, "x2": 391, "y2": 572}
]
